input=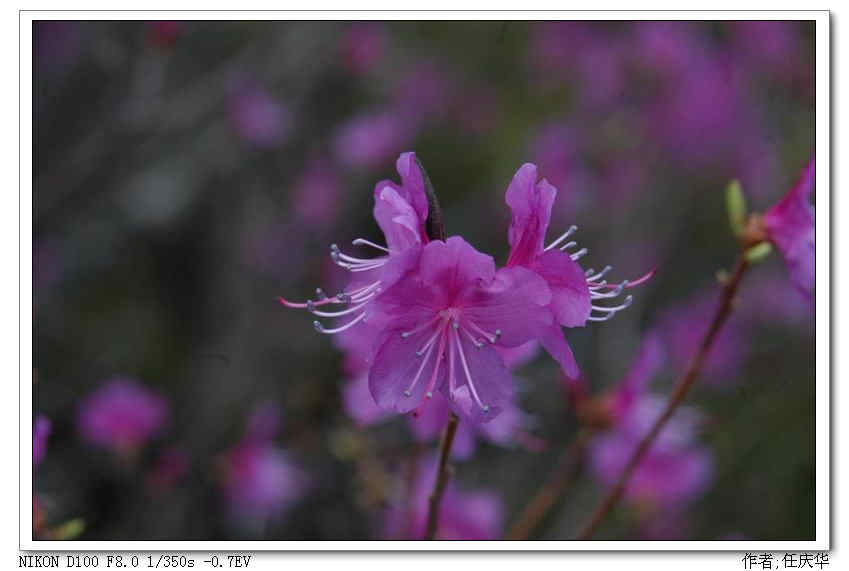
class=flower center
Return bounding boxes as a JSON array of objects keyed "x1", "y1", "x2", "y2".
[{"x1": 399, "y1": 307, "x2": 502, "y2": 415}]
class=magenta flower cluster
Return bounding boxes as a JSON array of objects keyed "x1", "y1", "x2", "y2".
[{"x1": 281, "y1": 153, "x2": 650, "y2": 426}]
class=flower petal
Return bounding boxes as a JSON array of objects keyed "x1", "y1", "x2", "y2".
[
  {"x1": 373, "y1": 185, "x2": 423, "y2": 253},
  {"x1": 538, "y1": 324, "x2": 580, "y2": 380},
  {"x1": 764, "y1": 158, "x2": 815, "y2": 298},
  {"x1": 395, "y1": 151, "x2": 430, "y2": 225},
  {"x1": 505, "y1": 164, "x2": 557, "y2": 267},
  {"x1": 419, "y1": 236, "x2": 496, "y2": 294},
  {"x1": 531, "y1": 249, "x2": 592, "y2": 327},
  {"x1": 460, "y1": 266, "x2": 552, "y2": 347},
  {"x1": 369, "y1": 322, "x2": 445, "y2": 414},
  {"x1": 441, "y1": 338, "x2": 514, "y2": 424}
]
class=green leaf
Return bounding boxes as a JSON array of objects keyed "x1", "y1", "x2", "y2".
[
  {"x1": 52, "y1": 518, "x2": 85, "y2": 540},
  {"x1": 745, "y1": 242, "x2": 773, "y2": 263},
  {"x1": 726, "y1": 179, "x2": 747, "y2": 236}
]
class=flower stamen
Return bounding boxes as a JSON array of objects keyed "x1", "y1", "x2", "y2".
[{"x1": 545, "y1": 225, "x2": 578, "y2": 251}]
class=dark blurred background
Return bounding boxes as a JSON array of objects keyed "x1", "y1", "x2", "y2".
[{"x1": 33, "y1": 20, "x2": 815, "y2": 541}]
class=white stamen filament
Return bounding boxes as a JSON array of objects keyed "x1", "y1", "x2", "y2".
[
  {"x1": 465, "y1": 320, "x2": 500, "y2": 344},
  {"x1": 558, "y1": 241, "x2": 578, "y2": 251},
  {"x1": 313, "y1": 311, "x2": 367, "y2": 334},
  {"x1": 452, "y1": 327, "x2": 489, "y2": 413},
  {"x1": 545, "y1": 225, "x2": 578, "y2": 251},
  {"x1": 590, "y1": 281, "x2": 628, "y2": 300},
  {"x1": 571, "y1": 248, "x2": 588, "y2": 261},
  {"x1": 415, "y1": 326, "x2": 444, "y2": 357},
  {"x1": 352, "y1": 238, "x2": 390, "y2": 253},
  {"x1": 400, "y1": 314, "x2": 441, "y2": 340},
  {"x1": 404, "y1": 338, "x2": 438, "y2": 397},
  {"x1": 591, "y1": 295, "x2": 633, "y2": 313},
  {"x1": 586, "y1": 265, "x2": 613, "y2": 283},
  {"x1": 309, "y1": 301, "x2": 368, "y2": 318}
]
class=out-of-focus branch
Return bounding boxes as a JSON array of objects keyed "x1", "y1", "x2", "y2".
[
  {"x1": 576, "y1": 256, "x2": 751, "y2": 540},
  {"x1": 424, "y1": 412, "x2": 459, "y2": 540},
  {"x1": 506, "y1": 428, "x2": 593, "y2": 540}
]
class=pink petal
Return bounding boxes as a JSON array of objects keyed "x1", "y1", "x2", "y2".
[
  {"x1": 394, "y1": 152, "x2": 430, "y2": 226},
  {"x1": 440, "y1": 341, "x2": 514, "y2": 424},
  {"x1": 459, "y1": 266, "x2": 553, "y2": 347},
  {"x1": 373, "y1": 185, "x2": 423, "y2": 253},
  {"x1": 419, "y1": 236, "x2": 496, "y2": 293},
  {"x1": 369, "y1": 324, "x2": 444, "y2": 414},
  {"x1": 764, "y1": 158, "x2": 815, "y2": 299},
  {"x1": 538, "y1": 324, "x2": 580, "y2": 380},
  {"x1": 505, "y1": 164, "x2": 557, "y2": 267},
  {"x1": 531, "y1": 249, "x2": 592, "y2": 327}
]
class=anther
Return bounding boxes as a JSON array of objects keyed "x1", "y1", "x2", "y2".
[
  {"x1": 426, "y1": 391, "x2": 433, "y2": 399},
  {"x1": 313, "y1": 321, "x2": 323, "y2": 332},
  {"x1": 403, "y1": 390, "x2": 412, "y2": 397},
  {"x1": 306, "y1": 299, "x2": 315, "y2": 312},
  {"x1": 315, "y1": 288, "x2": 326, "y2": 300},
  {"x1": 483, "y1": 405, "x2": 490, "y2": 413}
]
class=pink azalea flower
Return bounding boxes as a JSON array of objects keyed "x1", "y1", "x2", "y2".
[
  {"x1": 77, "y1": 378, "x2": 168, "y2": 453},
  {"x1": 368, "y1": 236, "x2": 553, "y2": 423},
  {"x1": 282, "y1": 154, "x2": 651, "y2": 424},
  {"x1": 33, "y1": 415, "x2": 51, "y2": 467},
  {"x1": 503, "y1": 163, "x2": 653, "y2": 380},
  {"x1": 762, "y1": 158, "x2": 815, "y2": 299},
  {"x1": 383, "y1": 456, "x2": 503, "y2": 539}
]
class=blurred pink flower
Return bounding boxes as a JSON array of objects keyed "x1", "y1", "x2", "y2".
[
  {"x1": 732, "y1": 21, "x2": 807, "y2": 81},
  {"x1": 292, "y1": 159, "x2": 342, "y2": 229},
  {"x1": 631, "y1": 21, "x2": 705, "y2": 79},
  {"x1": 655, "y1": 291, "x2": 746, "y2": 387},
  {"x1": 220, "y1": 404, "x2": 306, "y2": 522},
  {"x1": 383, "y1": 456, "x2": 503, "y2": 539},
  {"x1": 77, "y1": 378, "x2": 168, "y2": 453},
  {"x1": 33, "y1": 415, "x2": 51, "y2": 467},
  {"x1": 339, "y1": 23, "x2": 386, "y2": 74},
  {"x1": 230, "y1": 85, "x2": 291, "y2": 148},
  {"x1": 333, "y1": 110, "x2": 416, "y2": 168},
  {"x1": 589, "y1": 394, "x2": 714, "y2": 507}
]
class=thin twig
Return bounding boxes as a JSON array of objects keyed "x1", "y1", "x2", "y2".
[
  {"x1": 424, "y1": 412, "x2": 459, "y2": 540},
  {"x1": 577, "y1": 256, "x2": 750, "y2": 540},
  {"x1": 506, "y1": 428, "x2": 593, "y2": 540}
]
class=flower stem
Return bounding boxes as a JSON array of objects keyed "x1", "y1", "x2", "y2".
[
  {"x1": 576, "y1": 256, "x2": 750, "y2": 540},
  {"x1": 506, "y1": 428, "x2": 593, "y2": 540},
  {"x1": 424, "y1": 412, "x2": 459, "y2": 540}
]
